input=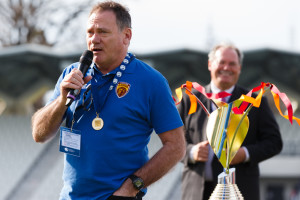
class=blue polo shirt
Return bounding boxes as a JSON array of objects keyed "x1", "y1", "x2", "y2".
[{"x1": 49, "y1": 56, "x2": 183, "y2": 200}]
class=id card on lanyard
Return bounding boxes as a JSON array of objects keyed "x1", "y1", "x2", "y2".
[
  {"x1": 59, "y1": 85, "x2": 83, "y2": 157},
  {"x1": 59, "y1": 126, "x2": 81, "y2": 157}
]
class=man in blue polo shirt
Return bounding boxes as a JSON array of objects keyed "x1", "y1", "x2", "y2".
[{"x1": 31, "y1": 1, "x2": 185, "y2": 200}]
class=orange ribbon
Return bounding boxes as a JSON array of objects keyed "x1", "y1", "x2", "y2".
[
  {"x1": 174, "y1": 81, "x2": 300, "y2": 126},
  {"x1": 174, "y1": 81, "x2": 231, "y2": 114}
]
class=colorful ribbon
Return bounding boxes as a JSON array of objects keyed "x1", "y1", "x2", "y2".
[
  {"x1": 174, "y1": 81, "x2": 300, "y2": 126},
  {"x1": 174, "y1": 81, "x2": 231, "y2": 114},
  {"x1": 175, "y1": 81, "x2": 300, "y2": 170}
]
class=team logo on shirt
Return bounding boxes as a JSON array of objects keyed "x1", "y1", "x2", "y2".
[{"x1": 116, "y1": 82, "x2": 131, "y2": 98}]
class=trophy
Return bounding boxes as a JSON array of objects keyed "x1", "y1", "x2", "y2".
[
  {"x1": 206, "y1": 97, "x2": 249, "y2": 200},
  {"x1": 174, "y1": 81, "x2": 300, "y2": 200}
]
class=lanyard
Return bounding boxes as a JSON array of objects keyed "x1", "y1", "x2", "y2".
[
  {"x1": 69, "y1": 52, "x2": 134, "y2": 130},
  {"x1": 91, "y1": 53, "x2": 134, "y2": 117},
  {"x1": 70, "y1": 99, "x2": 81, "y2": 131}
]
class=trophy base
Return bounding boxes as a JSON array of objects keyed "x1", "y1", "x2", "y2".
[
  {"x1": 209, "y1": 168, "x2": 244, "y2": 200},
  {"x1": 209, "y1": 183, "x2": 243, "y2": 200}
]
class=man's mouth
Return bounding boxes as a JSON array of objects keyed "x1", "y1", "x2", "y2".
[
  {"x1": 219, "y1": 70, "x2": 232, "y2": 76},
  {"x1": 92, "y1": 48, "x2": 102, "y2": 52}
]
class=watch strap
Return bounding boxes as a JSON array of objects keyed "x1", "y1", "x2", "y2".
[{"x1": 129, "y1": 174, "x2": 144, "y2": 190}]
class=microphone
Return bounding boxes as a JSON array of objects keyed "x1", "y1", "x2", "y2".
[{"x1": 65, "y1": 50, "x2": 93, "y2": 107}]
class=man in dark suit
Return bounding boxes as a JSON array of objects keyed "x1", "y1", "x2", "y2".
[{"x1": 178, "y1": 43, "x2": 283, "y2": 200}]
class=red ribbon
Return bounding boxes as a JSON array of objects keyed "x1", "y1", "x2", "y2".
[{"x1": 174, "y1": 81, "x2": 300, "y2": 126}]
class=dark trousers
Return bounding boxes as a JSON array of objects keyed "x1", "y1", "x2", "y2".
[
  {"x1": 203, "y1": 181, "x2": 216, "y2": 200},
  {"x1": 107, "y1": 191, "x2": 144, "y2": 200},
  {"x1": 107, "y1": 196, "x2": 141, "y2": 200}
]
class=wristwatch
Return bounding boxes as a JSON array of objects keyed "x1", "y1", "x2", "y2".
[{"x1": 128, "y1": 174, "x2": 144, "y2": 190}]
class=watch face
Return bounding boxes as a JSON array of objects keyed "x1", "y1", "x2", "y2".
[{"x1": 133, "y1": 178, "x2": 144, "y2": 189}]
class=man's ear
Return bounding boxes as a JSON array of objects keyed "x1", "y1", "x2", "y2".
[
  {"x1": 237, "y1": 64, "x2": 242, "y2": 75},
  {"x1": 123, "y1": 28, "x2": 132, "y2": 46},
  {"x1": 208, "y1": 61, "x2": 212, "y2": 71}
]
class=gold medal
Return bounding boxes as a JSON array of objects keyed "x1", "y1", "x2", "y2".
[{"x1": 92, "y1": 114, "x2": 104, "y2": 130}]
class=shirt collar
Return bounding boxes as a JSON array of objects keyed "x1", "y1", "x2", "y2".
[
  {"x1": 210, "y1": 81, "x2": 235, "y2": 94},
  {"x1": 92, "y1": 63, "x2": 123, "y2": 76},
  {"x1": 92, "y1": 55, "x2": 136, "y2": 76}
]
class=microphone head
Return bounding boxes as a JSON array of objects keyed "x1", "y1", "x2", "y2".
[
  {"x1": 79, "y1": 50, "x2": 93, "y2": 65},
  {"x1": 65, "y1": 50, "x2": 93, "y2": 107}
]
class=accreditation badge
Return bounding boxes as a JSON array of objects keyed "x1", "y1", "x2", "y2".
[{"x1": 59, "y1": 127, "x2": 81, "y2": 157}]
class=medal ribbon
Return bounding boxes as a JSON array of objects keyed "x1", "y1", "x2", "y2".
[{"x1": 91, "y1": 53, "x2": 134, "y2": 118}]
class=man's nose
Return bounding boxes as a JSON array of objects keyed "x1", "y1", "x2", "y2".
[{"x1": 91, "y1": 33, "x2": 100, "y2": 43}]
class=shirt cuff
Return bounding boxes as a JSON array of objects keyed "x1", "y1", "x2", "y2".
[
  {"x1": 189, "y1": 145, "x2": 197, "y2": 164},
  {"x1": 242, "y1": 146, "x2": 250, "y2": 162}
]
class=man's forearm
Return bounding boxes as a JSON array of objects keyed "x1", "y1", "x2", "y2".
[
  {"x1": 136, "y1": 127, "x2": 185, "y2": 187},
  {"x1": 114, "y1": 127, "x2": 185, "y2": 197},
  {"x1": 32, "y1": 96, "x2": 67, "y2": 143}
]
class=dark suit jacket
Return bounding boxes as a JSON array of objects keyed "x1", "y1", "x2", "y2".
[{"x1": 178, "y1": 84, "x2": 283, "y2": 200}]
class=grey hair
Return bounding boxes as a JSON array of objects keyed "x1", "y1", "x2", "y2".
[
  {"x1": 89, "y1": 1, "x2": 131, "y2": 31},
  {"x1": 208, "y1": 43, "x2": 244, "y2": 65}
]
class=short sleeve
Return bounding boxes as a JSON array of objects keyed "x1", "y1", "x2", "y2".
[{"x1": 149, "y1": 75, "x2": 183, "y2": 134}]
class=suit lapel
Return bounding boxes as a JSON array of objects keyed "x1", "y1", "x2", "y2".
[
  {"x1": 229, "y1": 86, "x2": 242, "y2": 102},
  {"x1": 201, "y1": 84, "x2": 212, "y2": 141},
  {"x1": 205, "y1": 84, "x2": 212, "y2": 112}
]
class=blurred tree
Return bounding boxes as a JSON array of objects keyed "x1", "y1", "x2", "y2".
[{"x1": 0, "y1": 0, "x2": 95, "y2": 47}]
